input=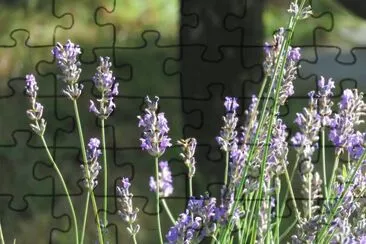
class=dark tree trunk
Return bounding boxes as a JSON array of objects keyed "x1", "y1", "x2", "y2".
[
  {"x1": 180, "y1": 0, "x2": 265, "y2": 196},
  {"x1": 337, "y1": 0, "x2": 366, "y2": 19}
]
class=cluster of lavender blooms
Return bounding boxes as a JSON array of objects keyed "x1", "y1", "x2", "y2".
[
  {"x1": 166, "y1": 196, "x2": 217, "y2": 243},
  {"x1": 137, "y1": 96, "x2": 172, "y2": 157},
  {"x1": 116, "y1": 178, "x2": 140, "y2": 237},
  {"x1": 149, "y1": 161, "x2": 173, "y2": 197},
  {"x1": 52, "y1": 40, "x2": 83, "y2": 100},
  {"x1": 25, "y1": 74, "x2": 46, "y2": 136},
  {"x1": 89, "y1": 57, "x2": 119, "y2": 119},
  {"x1": 25, "y1": 40, "x2": 123, "y2": 244},
  {"x1": 80, "y1": 138, "x2": 102, "y2": 190}
]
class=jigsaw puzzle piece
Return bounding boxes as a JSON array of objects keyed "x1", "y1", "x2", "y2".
[
  {"x1": 95, "y1": 0, "x2": 179, "y2": 47},
  {"x1": 0, "y1": 1, "x2": 71, "y2": 47},
  {"x1": 0, "y1": 131, "x2": 57, "y2": 210},
  {"x1": 0, "y1": 195, "x2": 69, "y2": 244},
  {"x1": 181, "y1": 0, "x2": 264, "y2": 61}
]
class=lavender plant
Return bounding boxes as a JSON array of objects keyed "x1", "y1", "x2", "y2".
[{"x1": 19, "y1": 0, "x2": 366, "y2": 243}]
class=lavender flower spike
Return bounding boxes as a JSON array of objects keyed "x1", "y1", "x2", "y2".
[
  {"x1": 52, "y1": 40, "x2": 83, "y2": 100},
  {"x1": 25, "y1": 74, "x2": 47, "y2": 136},
  {"x1": 80, "y1": 137, "x2": 102, "y2": 190},
  {"x1": 216, "y1": 97, "x2": 239, "y2": 152},
  {"x1": 317, "y1": 76, "x2": 335, "y2": 127},
  {"x1": 166, "y1": 196, "x2": 217, "y2": 243},
  {"x1": 177, "y1": 138, "x2": 197, "y2": 178},
  {"x1": 149, "y1": 161, "x2": 173, "y2": 197},
  {"x1": 138, "y1": 96, "x2": 172, "y2": 157},
  {"x1": 329, "y1": 89, "x2": 366, "y2": 156},
  {"x1": 117, "y1": 178, "x2": 140, "y2": 236},
  {"x1": 89, "y1": 56, "x2": 119, "y2": 119}
]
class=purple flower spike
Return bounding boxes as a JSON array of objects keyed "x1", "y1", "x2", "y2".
[
  {"x1": 25, "y1": 74, "x2": 38, "y2": 98},
  {"x1": 138, "y1": 96, "x2": 172, "y2": 157},
  {"x1": 177, "y1": 138, "x2": 197, "y2": 178},
  {"x1": 149, "y1": 161, "x2": 173, "y2": 197},
  {"x1": 89, "y1": 56, "x2": 119, "y2": 119},
  {"x1": 217, "y1": 97, "x2": 239, "y2": 152},
  {"x1": 317, "y1": 76, "x2": 335, "y2": 126},
  {"x1": 81, "y1": 137, "x2": 102, "y2": 190},
  {"x1": 25, "y1": 74, "x2": 47, "y2": 136},
  {"x1": 291, "y1": 90, "x2": 321, "y2": 159},
  {"x1": 116, "y1": 178, "x2": 140, "y2": 236},
  {"x1": 52, "y1": 40, "x2": 83, "y2": 100},
  {"x1": 278, "y1": 46, "x2": 301, "y2": 105},
  {"x1": 329, "y1": 89, "x2": 366, "y2": 155},
  {"x1": 166, "y1": 196, "x2": 217, "y2": 243},
  {"x1": 288, "y1": 47, "x2": 301, "y2": 62},
  {"x1": 52, "y1": 40, "x2": 82, "y2": 82},
  {"x1": 224, "y1": 97, "x2": 239, "y2": 113}
]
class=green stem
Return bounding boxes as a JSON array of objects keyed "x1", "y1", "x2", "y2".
[
  {"x1": 274, "y1": 178, "x2": 280, "y2": 244},
  {"x1": 72, "y1": 100, "x2": 88, "y2": 168},
  {"x1": 308, "y1": 173, "x2": 312, "y2": 218},
  {"x1": 101, "y1": 118, "x2": 108, "y2": 228},
  {"x1": 131, "y1": 232, "x2": 138, "y2": 244},
  {"x1": 317, "y1": 152, "x2": 366, "y2": 241},
  {"x1": 283, "y1": 162, "x2": 301, "y2": 222},
  {"x1": 0, "y1": 220, "x2": 5, "y2": 244},
  {"x1": 327, "y1": 154, "x2": 340, "y2": 197},
  {"x1": 72, "y1": 100, "x2": 103, "y2": 243},
  {"x1": 40, "y1": 136, "x2": 79, "y2": 244},
  {"x1": 155, "y1": 157, "x2": 164, "y2": 244},
  {"x1": 161, "y1": 199, "x2": 176, "y2": 225},
  {"x1": 278, "y1": 155, "x2": 299, "y2": 229},
  {"x1": 188, "y1": 176, "x2": 193, "y2": 198},
  {"x1": 224, "y1": 151, "x2": 229, "y2": 186},
  {"x1": 80, "y1": 191, "x2": 90, "y2": 244},
  {"x1": 90, "y1": 191, "x2": 104, "y2": 244},
  {"x1": 279, "y1": 218, "x2": 297, "y2": 241},
  {"x1": 321, "y1": 128, "x2": 328, "y2": 199}
]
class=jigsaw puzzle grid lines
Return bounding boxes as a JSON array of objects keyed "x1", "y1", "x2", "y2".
[{"x1": 1, "y1": 0, "x2": 366, "y2": 243}]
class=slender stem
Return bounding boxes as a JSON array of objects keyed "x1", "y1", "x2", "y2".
[
  {"x1": 72, "y1": 100, "x2": 88, "y2": 167},
  {"x1": 321, "y1": 128, "x2": 328, "y2": 199},
  {"x1": 130, "y1": 231, "x2": 138, "y2": 244},
  {"x1": 155, "y1": 157, "x2": 164, "y2": 244},
  {"x1": 188, "y1": 177, "x2": 193, "y2": 198},
  {"x1": 90, "y1": 191, "x2": 104, "y2": 244},
  {"x1": 161, "y1": 199, "x2": 176, "y2": 224},
  {"x1": 72, "y1": 100, "x2": 103, "y2": 243},
  {"x1": 279, "y1": 218, "x2": 297, "y2": 241},
  {"x1": 80, "y1": 191, "x2": 90, "y2": 244},
  {"x1": 283, "y1": 163, "x2": 301, "y2": 222},
  {"x1": 40, "y1": 136, "x2": 79, "y2": 244},
  {"x1": 274, "y1": 178, "x2": 280, "y2": 244},
  {"x1": 224, "y1": 151, "x2": 229, "y2": 186},
  {"x1": 101, "y1": 118, "x2": 108, "y2": 228},
  {"x1": 308, "y1": 173, "x2": 312, "y2": 218},
  {"x1": 317, "y1": 151, "x2": 366, "y2": 241},
  {"x1": 0, "y1": 220, "x2": 5, "y2": 244},
  {"x1": 327, "y1": 154, "x2": 340, "y2": 197},
  {"x1": 278, "y1": 155, "x2": 299, "y2": 228}
]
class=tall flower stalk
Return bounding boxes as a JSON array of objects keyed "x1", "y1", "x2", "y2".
[
  {"x1": 117, "y1": 178, "x2": 140, "y2": 244},
  {"x1": 177, "y1": 138, "x2": 197, "y2": 197},
  {"x1": 25, "y1": 74, "x2": 79, "y2": 244},
  {"x1": 52, "y1": 40, "x2": 104, "y2": 244},
  {"x1": 138, "y1": 96, "x2": 172, "y2": 244},
  {"x1": 89, "y1": 56, "x2": 119, "y2": 230}
]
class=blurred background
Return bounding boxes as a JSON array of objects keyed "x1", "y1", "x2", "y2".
[{"x1": 1, "y1": 0, "x2": 366, "y2": 243}]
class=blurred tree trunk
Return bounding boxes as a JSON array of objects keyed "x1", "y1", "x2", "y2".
[
  {"x1": 337, "y1": 0, "x2": 366, "y2": 19},
  {"x1": 180, "y1": 0, "x2": 265, "y2": 196}
]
